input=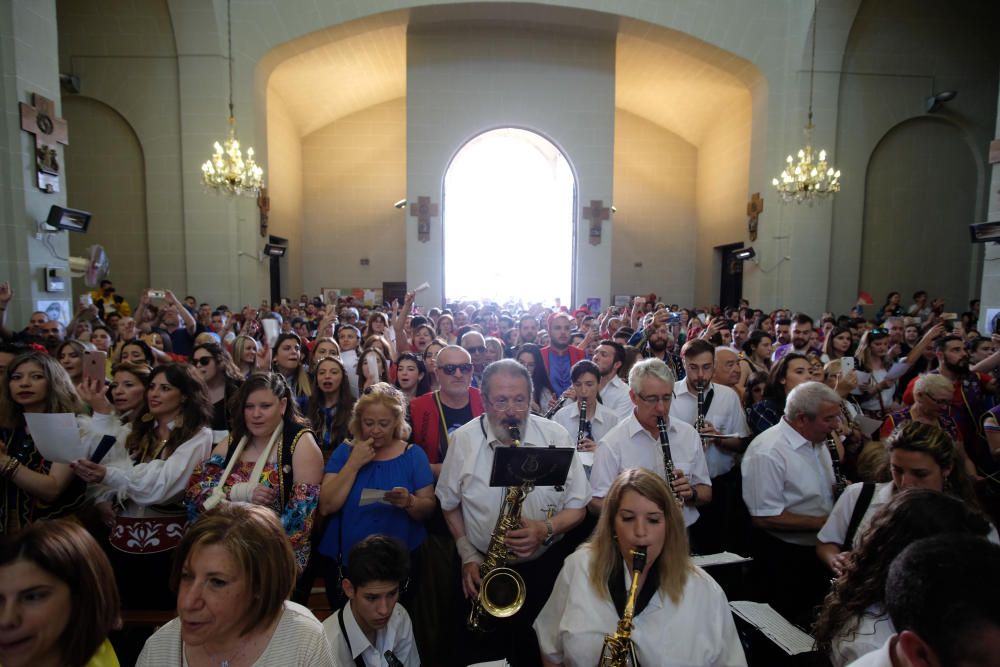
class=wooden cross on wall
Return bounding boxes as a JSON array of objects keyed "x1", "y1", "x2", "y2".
[
  {"x1": 583, "y1": 199, "x2": 610, "y2": 245},
  {"x1": 746, "y1": 192, "x2": 764, "y2": 241},
  {"x1": 257, "y1": 187, "x2": 270, "y2": 238},
  {"x1": 409, "y1": 196, "x2": 438, "y2": 243},
  {"x1": 20, "y1": 94, "x2": 68, "y2": 193}
]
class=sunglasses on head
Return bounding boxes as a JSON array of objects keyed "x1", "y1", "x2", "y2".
[
  {"x1": 192, "y1": 356, "x2": 213, "y2": 366},
  {"x1": 440, "y1": 363, "x2": 473, "y2": 376},
  {"x1": 869, "y1": 328, "x2": 889, "y2": 338}
]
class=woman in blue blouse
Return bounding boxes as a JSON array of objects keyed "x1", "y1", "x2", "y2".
[{"x1": 318, "y1": 382, "x2": 435, "y2": 608}]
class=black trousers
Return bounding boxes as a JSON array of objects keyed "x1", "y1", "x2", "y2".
[
  {"x1": 448, "y1": 545, "x2": 566, "y2": 667},
  {"x1": 748, "y1": 527, "x2": 830, "y2": 630},
  {"x1": 689, "y1": 467, "x2": 752, "y2": 556}
]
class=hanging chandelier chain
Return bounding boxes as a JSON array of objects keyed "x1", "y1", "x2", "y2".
[
  {"x1": 227, "y1": 0, "x2": 234, "y2": 118},
  {"x1": 771, "y1": 0, "x2": 840, "y2": 204},
  {"x1": 200, "y1": 0, "x2": 263, "y2": 196},
  {"x1": 807, "y1": 0, "x2": 817, "y2": 127}
]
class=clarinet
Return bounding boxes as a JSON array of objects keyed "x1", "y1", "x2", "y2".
[
  {"x1": 696, "y1": 387, "x2": 706, "y2": 432},
  {"x1": 544, "y1": 394, "x2": 569, "y2": 419},
  {"x1": 577, "y1": 397, "x2": 591, "y2": 450},
  {"x1": 826, "y1": 434, "x2": 848, "y2": 499},
  {"x1": 656, "y1": 416, "x2": 684, "y2": 507}
]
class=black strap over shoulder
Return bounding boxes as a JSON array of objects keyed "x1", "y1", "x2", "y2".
[
  {"x1": 337, "y1": 607, "x2": 368, "y2": 667},
  {"x1": 843, "y1": 482, "x2": 876, "y2": 551}
]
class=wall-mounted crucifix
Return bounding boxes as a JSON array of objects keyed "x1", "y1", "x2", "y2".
[
  {"x1": 746, "y1": 192, "x2": 764, "y2": 241},
  {"x1": 20, "y1": 94, "x2": 68, "y2": 194},
  {"x1": 583, "y1": 199, "x2": 610, "y2": 245},
  {"x1": 409, "y1": 196, "x2": 438, "y2": 243},
  {"x1": 257, "y1": 187, "x2": 270, "y2": 238}
]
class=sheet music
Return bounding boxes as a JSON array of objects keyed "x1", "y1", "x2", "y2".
[
  {"x1": 729, "y1": 601, "x2": 815, "y2": 655},
  {"x1": 691, "y1": 551, "x2": 753, "y2": 568}
]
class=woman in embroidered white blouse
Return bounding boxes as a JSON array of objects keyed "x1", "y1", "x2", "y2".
[{"x1": 533, "y1": 468, "x2": 747, "y2": 667}]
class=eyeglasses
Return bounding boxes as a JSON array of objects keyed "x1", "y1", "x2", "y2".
[
  {"x1": 465, "y1": 346, "x2": 487, "y2": 355},
  {"x1": 487, "y1": 397, "x2": 531, "y2": 412},
  {"x1": 440, "y1": 363, "x2": 474, "y2": 376},
  {"x1": 192, "y1": 357, "x2": 214, "y2": 367},
  {"x1": 636, "y1": 393, "x2": 674, "y2": 405}
]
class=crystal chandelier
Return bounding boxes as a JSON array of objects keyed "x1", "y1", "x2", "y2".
[
  {"x1": 772, "y1": 0, "x2": 840, "y2": 204},
  {"x1": 200, "y1": 0, "x2": 263, "y2": 196}
]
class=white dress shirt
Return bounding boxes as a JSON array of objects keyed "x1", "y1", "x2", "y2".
[
  {"x1": 599, "y1": 375, "x2": 634, "y2": 419},
  {"x1": 553, "y1": 400, "x2": 620, "y2": 467},
  {"x1": 670, "y1": 380, "x2": 750, "y2": 477},
  {"x1": 590, "y1": 413, "x2": 710, "y2": 527},
  {"x1": 844, "y1": 638, "x2": 894, "y2": 667},
  {"x1": 533, "y1": 548, "x2": 747, "y2": 667},
  {"x1": 817, "y1": 482, "x2": 894, "y2": 549},
  {"x1": 323, "y1": 601, "x2": 419, "y2": 667},
  {"x1": 831, "y1": 606, "x2": 894, "y2": 667},
  {"x1": 741, "y1": 418, "x2": 836, "y2": 545},
  {"x1": 436, "y1": 414, "x2": 590, "y2": 558},
  {"x1": 101, "y1": 426, "x2": 213, "y2": 518}
]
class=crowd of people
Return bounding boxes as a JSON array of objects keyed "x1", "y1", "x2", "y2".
[{"x1": 1, "y1": 279, "x2": 998, "y2": 667}]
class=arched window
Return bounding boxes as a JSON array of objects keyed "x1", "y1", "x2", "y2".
[{"x1": 444, "y1": 128, "x2": 575, "y2": 305}]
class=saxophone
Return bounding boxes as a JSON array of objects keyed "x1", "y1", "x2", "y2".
[
  {"x1": 656, "y1": 417, "x2": 684, "y2": 507},
  {"x1": 598, "y1": 546, "x2": 648, "y2": 667},
  {"x1": 468, "y1": 425, "x2": 529, "y2": 632},
  {"x1": 825, "y1": 434, "x2": 848, "y2": 500}
]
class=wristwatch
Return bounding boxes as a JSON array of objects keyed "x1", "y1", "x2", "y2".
[{"x1": 542, "y1": 518, "x2": 556, "y2": 546}]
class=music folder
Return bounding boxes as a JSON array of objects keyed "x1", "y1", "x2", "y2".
[{"x1": 489, "y1": 446, "x2": 574, "y2": 488}]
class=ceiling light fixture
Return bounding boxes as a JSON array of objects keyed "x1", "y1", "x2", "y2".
[
  {"x1": 200, "y1": 0, "x2": 263, "y2": 196},
  {"x1": 772, "y1": 0, "x2": 841, "y2": 204}
]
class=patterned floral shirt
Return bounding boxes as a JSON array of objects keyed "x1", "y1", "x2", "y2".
[{"x1": 186, "y1": 454, "x2": 319, "y2": 570}]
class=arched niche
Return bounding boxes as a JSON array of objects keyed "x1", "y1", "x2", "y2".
[
  {"x1": 62, "y1": 97, "x2": 149, "y2": 303},
  {"x1": 859, "y1": 117, "x2": 979, "y2": 312}
]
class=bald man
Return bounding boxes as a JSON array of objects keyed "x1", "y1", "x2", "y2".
[{"x1": 713, "y1": 347, "x2": 743, "y2": 399}]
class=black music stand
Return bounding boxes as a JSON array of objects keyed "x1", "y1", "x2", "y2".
[{"x1": 489, "y1": 446, "x2": 574, "y2": 488}]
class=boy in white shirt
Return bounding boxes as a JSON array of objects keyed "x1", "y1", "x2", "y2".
[{"x1": 323, "y1": 535, "x2": 420, "y2": 667}]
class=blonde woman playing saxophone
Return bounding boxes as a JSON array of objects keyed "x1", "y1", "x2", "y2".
[{"x1": 533, "y1": 468, "x2": 746, "y2": 667}]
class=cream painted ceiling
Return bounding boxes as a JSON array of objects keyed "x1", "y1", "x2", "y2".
[{"x1": 266, "y1": 13, "x2": 755, "y2": 146}]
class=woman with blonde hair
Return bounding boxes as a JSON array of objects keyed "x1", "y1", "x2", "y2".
[
  {"x1": 137, "y1": 503, "x2": 334, "y2": 665},
  {"x1": 233, "y1": 334, "x2": 263, "y2": 377},
  {"x1": 317, "y1": 383, "x2": 435, "y2": 608},
  {"x1": 533, "y1": 468, "x2": 746, "y2": 666}
]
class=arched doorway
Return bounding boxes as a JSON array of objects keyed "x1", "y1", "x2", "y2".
[{"x1": 443, "y1": 128, "x2": 575, "y2": 305}]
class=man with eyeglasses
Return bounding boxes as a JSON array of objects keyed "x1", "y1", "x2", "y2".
[
  {"x1": 461, "y1": 330, "x2": 489, "y2": 388},
  {"x1": 589, "y1": 358, "x2": 711, "y2": 531},
  {"x1": 670, "y1": 339, "x2": 749, "y2": 553},
  {"x1": 410, "y1": 345, "x2": 484, "y2": 479},
  {"x1": 406, "y1": 344, "x2": 484, "y2": 664},
  {"x1": 437, "y1": 359, "x2": 589, "y2": 667}
]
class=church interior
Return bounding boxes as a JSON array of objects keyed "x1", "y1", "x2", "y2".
[{"x1": 1, "y1": 0, "x2": 998, "y2": 318}]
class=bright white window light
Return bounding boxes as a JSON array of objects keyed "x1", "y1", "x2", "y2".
[{"x1": 444, "y1": 128, "x2": 575, "y2": 306}]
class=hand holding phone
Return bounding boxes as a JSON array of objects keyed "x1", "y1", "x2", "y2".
[
  {"x1": 840, "y1": 356, "x2": 855, "y2": 377},
  {"x1": 148, "y1": 289, "x2": 166, "y2": 300},
  {"x1": 83, "y1": 350, "x2": 107, "y2": 383}
]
